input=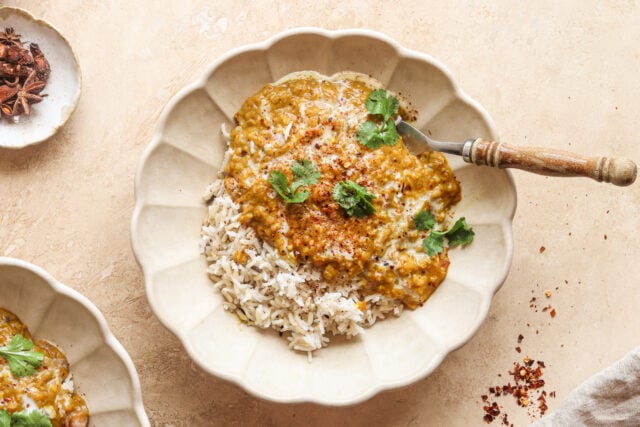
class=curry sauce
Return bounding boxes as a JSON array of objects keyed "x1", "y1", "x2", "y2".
[
  {"x1": 225, "y1": 73, "x2": 461, "y2": 308},
  {"x1": 0, "y1": 308, "x2": 88, "y2": 427}
]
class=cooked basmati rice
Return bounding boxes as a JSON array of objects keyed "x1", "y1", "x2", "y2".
[{"x1": 200, "y1": 175, "x2": 403, "y2": 354}]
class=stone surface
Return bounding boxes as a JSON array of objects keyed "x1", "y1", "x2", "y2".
[{"x1": 1, "y1": 1, "x2": 639, "y2": 426}]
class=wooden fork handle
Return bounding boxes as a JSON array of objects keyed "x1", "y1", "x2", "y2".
[{"x1": 464, "y1": 138, "x2": 637, "y2": 186}]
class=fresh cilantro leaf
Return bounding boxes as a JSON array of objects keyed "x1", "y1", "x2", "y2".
[
  {"x1": 0, "y1": 410, "x2": 10, "y2": 427},
  {"x1": 357, "y1": 119, "x2": 400, "y2": 149},
  {"x1": 332, "y1": 180, "x2": 376, "y2": 218},
  {"x1": 356, "y1": 121, "x2": 384, "y2": 149},
  {"x1": 419, "y1": 217, "x2": 475, "y2": 256},
  {"x1": 0, "y1": 334, "x2": 44, "y2": 377},
  {"x1": 380, "y1": 119, "x2": 399, "y2": 146},
  {"x1": 357, "y1": 89, "x2": 401, "y2": 149},
  {"x1": 413, "y1": 210, "x2": 436, "y2": 231},
  {"x1": 268, "y1": 170, "x2": 294, "y2": 200},
  {"x1": 9, "y1": 410, "x2": 52, "y2": 427},
  {"x1": 268, "y1": 160, "x2": 320, "y2": 204},
  {"x1": 365, "y1": 89, "x2": 399, "y2": 122},
  {"x1": 445, "y1": 217, "x2": 475, "y2": 247},
  {"x1": 286, "y1": 189, "x2": 311, "y2": 204},
  {"x1": 422, "y1": 232, "x2": 445, "y2": 256},
  {"x1": 290, "y1": 159, "x2": 320, "y2": 192}
]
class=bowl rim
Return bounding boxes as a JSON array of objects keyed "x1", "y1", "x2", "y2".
[
  {"x1": 0, "y1": 6, "x2": 82, "y2": 149},
  {"x1": 0, "y1": 256, "x2": 151, "y2": 425},
  {"x1": 131, "y1": 26, "x2": 517, "y2": 406}
]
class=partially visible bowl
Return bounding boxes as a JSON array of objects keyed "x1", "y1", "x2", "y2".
[
  {"x1": 0, "y1": 7, "x2": 81, "y2": 148},
  {"x1": 0, "y1": 257, "x2": 150, "y2": 426},
  {"x1": 131, "y1": 27, "x2": 517, "y2": 405}
]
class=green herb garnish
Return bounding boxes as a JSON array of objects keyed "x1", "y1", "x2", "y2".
[
  {"x1": 422, "y1": 232, "x2": 446, "y2": 256},
  {"x1": 444, "y1": 217, "x2": 476, "y2": 247},
  {"x1": 413, "y1": 210, "x2": 436, "y2": 231},
  {"x1": 356, "y1": 89, "x2": 400, "y2": 149},
  {"x1": 268, "y1": 159, "x2": 320, "y2": 204},
  {"x1": 3, "y1": 410, "x2": 52, "y2": 427},
  {"x1": 0, "y1": 410, "x2": 10, "y2": 427},
  {"x1": 0, "y1": 334, "x2": 44, "y2": 377},
  {"x1": 332, "y1": 180, "x2": 377, "y2": 218},
  {"x1": 414, "y1": 210, "x2": 475, "y2": 256}
]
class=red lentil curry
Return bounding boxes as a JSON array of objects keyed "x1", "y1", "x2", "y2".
[
  {"x1": 224, "y1": 71, "x2": 462, "y2": 309},
  {"x1": 0, "y1": 308, "x2": 88, "y2": 427}
]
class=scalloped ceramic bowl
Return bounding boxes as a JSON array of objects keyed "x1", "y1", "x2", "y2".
[
  {"x1": 131, "y1": 28, "x2": 517, "y2": 405},
  {"x1": 0, "y1": 7, "x2": 81, "y2": 148},
  {"x1": 0, "y1": 257, "x2": 150, "y2": 426}
]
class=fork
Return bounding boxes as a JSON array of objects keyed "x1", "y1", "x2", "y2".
[{"x1": 396, "y1": 120, "x2": 637, "y2": 187}]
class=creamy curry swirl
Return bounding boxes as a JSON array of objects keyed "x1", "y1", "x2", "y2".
[{"x1": 224, "y1": 72, "x2": 461, "y2": 308}]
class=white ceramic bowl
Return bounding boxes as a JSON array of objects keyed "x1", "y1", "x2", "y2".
[
  {"x1": 0, "y1": 257, "x2": 150, "y2": 426},
  {"x1": 0, "y1": 7, "x2": 81, "y2": 148},
  {"x1": 131, "y1": 28, "x2": 517, "y2": 405}
]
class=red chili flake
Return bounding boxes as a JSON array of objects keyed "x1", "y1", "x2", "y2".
[
  {"x1": 550, "y1": 309, "x2": 556, "y2": 318},
  {"x1": 604, "y1": 234, "x2": 607, "y2": 240},
  {"x1": 489, "y1": 402, "x2": 501, "y2": 416},
  {"x1": 481, "y1": 338, "x2": 553, "y2": 422},
  {"x1": 539, "y1": 246, "x2": 546, "y2": 253}
]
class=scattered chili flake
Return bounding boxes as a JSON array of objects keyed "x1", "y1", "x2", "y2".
[
  {"x1": 539, "y1": 246, "x2": 546, "y2": 253},
  {"x1": 604, "y1": 234, "x2": 607, "y2": 240},
  {"x1": 501, "y1": 413, "x2": 512, "y2": 426},
  {"x1": 515, "y1": 346, "x2": 521, "y2": 353},
  {"x1": 480, "y1": 343, "x2": 554, "y2": 423},
  {"x1": 517, "y1": 334, "x2": 524, "y2": 344},
  {"x1": 550, "y1": 309, "x2": 556, "y2": 318}
]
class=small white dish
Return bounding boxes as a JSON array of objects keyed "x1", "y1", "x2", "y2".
[
  {"x1": 131, "y1": 27, "x2": 517, "y2": 405},
  {"x1": 0, "y1": 257, "x2": 150, "y2": 426},
  {"x1": 0, "y1": 7, "x2": 81, "y2": 148}
]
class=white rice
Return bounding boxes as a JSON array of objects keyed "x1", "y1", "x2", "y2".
[{"x1": 199, "y1": 174, "x2": 403, "y2": 355}]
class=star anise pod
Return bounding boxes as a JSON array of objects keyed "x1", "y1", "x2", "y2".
[
  {"x1": 2, "y1": 76, "x2": 20, "y2": 87},
  {"x1": 0, "y1": 62, "x2": 31, "y2": 78},
  {"x1": 0, "y1": 84, "x2": 18, "y2": 104},
  {"x1": 0, "y1": 27, "x2": 23, "y2": 46},
  {"x1": 0, "y1": 103, "x2": 13, "y2": 117},
  {"x1": 0, "y1": 27, "x2": 50, "y2": 120},
  {"x1": 11, "y1": 70, "x2": 46, "y2": 116},
  {"x1": 30, "y1": 44, "x2": 50, "y2": 82},
  {"x1": 0, "y1": 84, "x2": 18, "y2": 118},
  {"x1": 0, "y1": 43, "x2": 33, "y2": 65}
]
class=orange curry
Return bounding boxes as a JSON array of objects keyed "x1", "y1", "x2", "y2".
[
  {"x1": 224, "y1": 74, "x2": 461, "y2": 308},
  {"x1": 0, "y1": 308, "x2": 88, "y2": 427}
]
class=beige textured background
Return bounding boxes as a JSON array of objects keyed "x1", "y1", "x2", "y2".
[{"x1": 1, "y1": 1, "x2": 639, "y2": 426}]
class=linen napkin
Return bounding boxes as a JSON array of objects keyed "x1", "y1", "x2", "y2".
[{"x1": 532, "y1": 346, "x2": 640, "y2": 426}]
